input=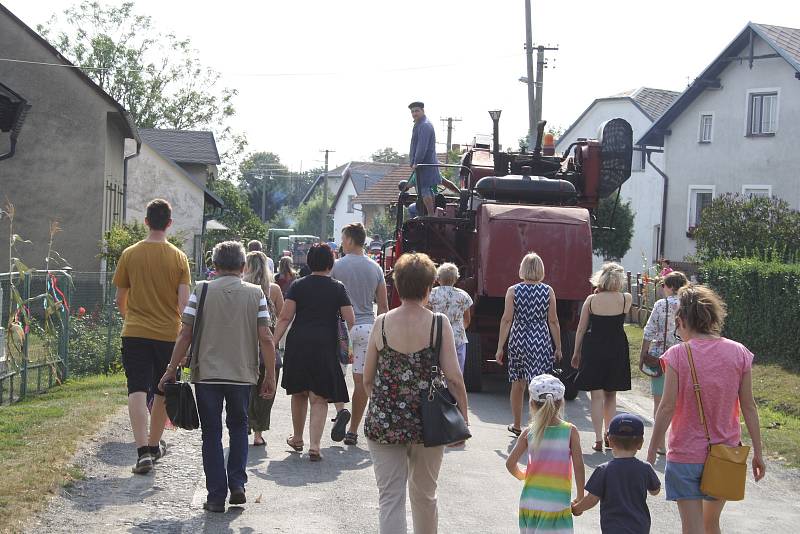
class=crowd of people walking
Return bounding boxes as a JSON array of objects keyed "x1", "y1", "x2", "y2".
[{"x1": 114, "y1": 198, "x2": 765, "y2": 533}]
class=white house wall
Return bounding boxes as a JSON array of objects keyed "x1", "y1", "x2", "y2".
[
  {"x1": 556, "y1": 99, "x2": 665, "y2": 274},
  {"x1": 126, "y1": 143, "x2": 205, "y2": 257},
  {"x1": 332, "y1": 178, "x2": 364, "y2": 241},
  {"x1": 662, "y1": 35, "x2": 800, "y2": 261}
]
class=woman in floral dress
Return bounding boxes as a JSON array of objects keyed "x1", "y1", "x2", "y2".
[{"x1": 363, "y1": 252, "x2": 469, "y2": 534}]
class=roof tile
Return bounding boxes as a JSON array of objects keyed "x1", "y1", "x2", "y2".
[
  {"x1": 139, "y1": 128, "x2": 220, "y2": 165},
  {"x1": 355, "y1": 166, "x2": 414, "y2": 206}
]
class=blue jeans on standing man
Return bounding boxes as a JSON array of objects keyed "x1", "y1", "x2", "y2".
[{"x1": 195, "y1": 383, "x2": 251, "y2": 504}]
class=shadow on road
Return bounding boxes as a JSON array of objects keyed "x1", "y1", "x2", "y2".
[{"x1": 250, "y1": 445, "x2": 372, "y2": 488}]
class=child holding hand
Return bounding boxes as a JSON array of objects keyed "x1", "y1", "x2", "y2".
[
  {"x1": 506, "y1": 374, "x2": 585, "y2": 533},
  {"x1": 572, "y1": 413, "x2": 661, "y2": 533}
]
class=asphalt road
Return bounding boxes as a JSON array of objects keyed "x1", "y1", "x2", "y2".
[{"x1": 29, "y1": 373, "x2": 800, "y2": 533}]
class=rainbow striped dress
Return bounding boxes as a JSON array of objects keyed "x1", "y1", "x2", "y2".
[{"x1": 519, "y1": 421, "x2": 574, "y2": 533}]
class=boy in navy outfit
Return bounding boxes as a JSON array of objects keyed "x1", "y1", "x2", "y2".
[{"x1": 572, "y1": 413, "x2": 661, "y2": 533}]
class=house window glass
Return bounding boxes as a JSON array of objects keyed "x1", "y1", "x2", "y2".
[
  {"x1": 699, "y1": 114, "x2": 713, "y2": 142},
  {"x1": 742, "y1": 185, "x2": 771, "y2": 198},
  {"x1": 347, "y1": 195, "x2": 356, "y2": 213},
  {"x1": 749, "y1": 93, "x2": 778, "y2": 135},
  {"x1": 689, "y1": 187, "x2": 714, "y2": 229}
]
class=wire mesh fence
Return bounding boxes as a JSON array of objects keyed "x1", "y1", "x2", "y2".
[{"x1": 0, "y1": 271, "x2": 121, "y2": 404}]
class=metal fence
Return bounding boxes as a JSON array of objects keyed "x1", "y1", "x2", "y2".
[{"x1": 0, "y1": 271, "x2": 121, "y2": 404}]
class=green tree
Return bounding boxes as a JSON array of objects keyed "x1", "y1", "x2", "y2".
[
  {"x1": 206, "y1": 179, "x2": 266, "y2": 249},
  {"x1": 367, "y1": 209, "x2": 396, "y2": 241},
  {"x1": 591, "y1": 196, "x2": 635, "y2": 261},
  {"x1": 371, "y1": 147, "x2": 408, "y2": 164},
  {"x1": 440, "y1": 148, "x2": 462, "y2": 182},
  {"x1": 39, "y1": 1, "x2": 245, "y2": 173},
  {"x1": 518, "y1": 126, "x2": 565, "y2": 152},
  {"x1": 694, "y1": 193, "x2": 800, "y2": 263},
  {"x1": 100, "y1": 221, "x2": 185, "y2": 269},
  {"x1": 293, "y1": 192, "x2": 332, "y2": 238}
]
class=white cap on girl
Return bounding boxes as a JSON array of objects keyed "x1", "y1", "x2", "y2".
[{"x1": 528, "y1": 373, "x2": 565, "y2": 401}]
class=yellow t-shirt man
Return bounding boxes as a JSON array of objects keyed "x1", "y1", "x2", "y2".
[{"x1": 113, "y1": 241, "x2": 191, "y2": 341}]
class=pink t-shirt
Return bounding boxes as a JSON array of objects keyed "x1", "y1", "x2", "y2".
[{"x1": 662, "y1": 338, "x2": 753, "y2": 463}]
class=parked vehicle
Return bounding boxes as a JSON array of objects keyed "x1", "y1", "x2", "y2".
[
  {"x1": 267, "y1": 228, "x2": 294, "y2": 258},
  {"x1": 288, "y1": 235, "x2": 319, "y2": 268}
]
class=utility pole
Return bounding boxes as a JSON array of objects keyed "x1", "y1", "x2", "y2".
[
  {"x1": 319, "y1": 149, "x2": 334, "y2": 241},
  {"x1": 533, "y1": 44, "x2": 558, "y2": 140},
  {"x1": 524, "y1": 0, "x2": 536, "y2": 152},
  {"x1": 440, "y1": 117, "x2": 462, "y2": 153},
  {"x1": 260, "y1": 173, "x2": 270, "y2": 222}
]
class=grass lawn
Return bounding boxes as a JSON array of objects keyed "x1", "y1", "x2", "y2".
[
  {"x1": 624, "y1": 324, "x2": 800, "y2": 467},
  {"x1": 0, "y1": 373, "x2": 127, "y2": 534}
]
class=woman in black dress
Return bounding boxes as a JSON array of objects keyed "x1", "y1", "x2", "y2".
[
  {"x1": 571, "y1": 262, "x2": 632, "y2": 452},
  {"x1": 274, "y1": 244, "x2": 355, "y2": 461}
]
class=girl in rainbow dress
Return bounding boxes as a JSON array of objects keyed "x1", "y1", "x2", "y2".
[{"x1": 506, "y1": 374, "x2": 585, "y2": 533}]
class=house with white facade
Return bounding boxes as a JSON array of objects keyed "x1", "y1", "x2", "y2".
[
  {"x1": 126, "y1": 129, "x2": 224, "y2": 269},
  {"x1": 321, "y1": 162, "x2": 401, "y2": 238},
  {"x1": 556, "y1": 87, "x2": 679, "y2": 272},
  {"x1": 639, "y1": 22, "x2": 800, "y2": 262}
]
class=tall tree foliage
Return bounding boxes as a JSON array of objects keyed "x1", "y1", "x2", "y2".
[
  {"x1": 205, "y1": 179, "x2": 267, "y2": 249},
  {"x1": 39, "y1": 1, "x2": 245, "y2": 173},
  {"x1": 371, "y1": 147, "x2": 408, "y2": 164},
  {"x1": 694, "y1": 193, "x2": 800, "y2": 263},
  {"x1": 591, "y1": 196, "x2": 635, "y2": 261},
  {"x1": 293, "y1": 192, "x2": 332, "y2": 238},
  {"x1": 238, "y1": 152, "x2": 318, "y2": 222}
]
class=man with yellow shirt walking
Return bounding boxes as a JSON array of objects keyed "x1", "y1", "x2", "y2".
[{"x1": 113, "y1": 199, "x2": 191, "y2": 474}]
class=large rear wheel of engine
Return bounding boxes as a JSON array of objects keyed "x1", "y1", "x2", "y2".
[{"x1": 464, "y1": 333, "x2": 483, "y2": 393}]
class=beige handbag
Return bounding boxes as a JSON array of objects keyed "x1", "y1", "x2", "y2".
[{"x1": 685, "y1": 342, "x2": 750, "y2": 501}]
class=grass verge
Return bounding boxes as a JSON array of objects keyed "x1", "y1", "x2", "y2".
[
  {"x1": 624, "y1": 324, "x2": 800, "y2": 467},
  {"x1": 0, "y1": 373, "x2": 127, "y2": 534}
]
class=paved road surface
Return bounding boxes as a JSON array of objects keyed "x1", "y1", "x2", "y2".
[{"x1": 29, "y1": 374, "x2": 800, "y2": 533}]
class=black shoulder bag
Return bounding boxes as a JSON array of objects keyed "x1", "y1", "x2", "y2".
[
  {"x1": 164, "y1": 282, "x2": 208, "y2": 430},
  {"x1": 421, "y1": 313, "x2": 472, "y2": 447}
]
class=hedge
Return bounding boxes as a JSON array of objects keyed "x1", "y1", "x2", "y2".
[{"x1": 701, "y1": 258, "x2": 800, "y2": 368}]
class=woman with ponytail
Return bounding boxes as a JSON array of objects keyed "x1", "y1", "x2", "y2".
[{"x1": 506, "y1": 374, "x2": 585, "y2": 533}]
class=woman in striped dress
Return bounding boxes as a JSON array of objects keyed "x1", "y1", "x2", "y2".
[
  {"x1": 506, "y1": 374, "x2": 584, "y2": 533},
  {"x1": 496, "y1": 253, "x2": 563, "y2": 436}
]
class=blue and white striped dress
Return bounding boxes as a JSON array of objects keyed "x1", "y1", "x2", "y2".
[{"x1": 508, "y1": 283, "x2": 554, "y2": 382}]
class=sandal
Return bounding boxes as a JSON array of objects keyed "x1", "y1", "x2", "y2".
[
  {"x1": 286, "y1": 437, "x2": 304, "y2": 452},
  {"x1": 592, "y1": 441, "x2": 604, "y2": 452},
  {"x1": 507, "y1": 425, "x2": 522, "y2": 437},
  {"x1": 343, "y1": 432, "x2": 358, "y2": 446},
  {"x1": 604, "y1": 437, "x2": 610, "y2": 449},
  {"x1": 252, "y1": 438, "x2": 266, "y2": 447},
  {"x1": 309, "y1": 450, "x2": 322, "y2": 462}
]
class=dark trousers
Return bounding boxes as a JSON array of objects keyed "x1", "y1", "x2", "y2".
[{"x1": 195, "y1": 383, "x2": 251, "y2": 504}]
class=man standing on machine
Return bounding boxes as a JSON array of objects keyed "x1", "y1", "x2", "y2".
[{"x1": 408, "y1": 101, "x2": 442, "y2": 216}]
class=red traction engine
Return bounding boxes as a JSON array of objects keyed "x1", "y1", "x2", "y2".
[{"x1": 381, "y1": 118, "x2": 633, "y2": 392}]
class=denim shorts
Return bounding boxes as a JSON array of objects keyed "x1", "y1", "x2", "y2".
[{"x1": 665, "y1": 461, "x2": 716, "y2": 501}]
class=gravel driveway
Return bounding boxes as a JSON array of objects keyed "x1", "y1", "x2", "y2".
[{"x1": 27, "y1": 374, "x2": 800, "y2": 533}]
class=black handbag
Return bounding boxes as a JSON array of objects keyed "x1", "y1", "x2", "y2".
[
  {"x1": 164, "y1": 282, "x2": 208, "y2": 431},
  {"x1": 421, "y1": 313, "x2": 472, "y2": 447}
]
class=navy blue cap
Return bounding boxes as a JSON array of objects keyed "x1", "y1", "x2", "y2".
[{"x1": 608, "y1": 413, "x2": 644, "y2": 437}]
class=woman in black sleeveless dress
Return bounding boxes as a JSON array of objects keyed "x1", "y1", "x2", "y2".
[{"x1": 571, "y1": 262, "x2": 632, "y2": 452}]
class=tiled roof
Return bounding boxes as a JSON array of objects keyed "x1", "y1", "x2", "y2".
[
  {"x1": 630, "y1": 87, "x2": 681, "y2": 121},
  {"x1": 138, "y1": 128, "x2": 220, "y2": 165},
  {"x1": 354, "y1": 166, "x2": 414, "y2": 206},
  {"x1": 752, "y1": 23, "x2": 800, "y2": 69},
  {"x1": 303, "y1": 161, "x2": 401, "y2": 205}
]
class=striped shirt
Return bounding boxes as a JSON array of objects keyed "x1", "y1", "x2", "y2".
[
  {"x1": 181, "y1": 275, "x2": 269, "y2": 385},
  {"x1": 519, "y1": 421, "x2": 574, "y2": 533}
]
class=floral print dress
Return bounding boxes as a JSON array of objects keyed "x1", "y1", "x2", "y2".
[{"x1": 364, "y1": 315, "x2": 435, "y2": 444}]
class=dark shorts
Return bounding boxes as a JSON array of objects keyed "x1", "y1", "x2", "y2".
[{"x1": 121, "y1": 337, "x2": 175, "y2": 396}]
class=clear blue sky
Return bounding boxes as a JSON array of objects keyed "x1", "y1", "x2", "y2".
[{"x1": 5, "y1": 0, "x2": 800, "y2": 171}]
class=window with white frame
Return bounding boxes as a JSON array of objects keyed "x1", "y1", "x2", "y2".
[
  {"x1": 687, "y1": 186, "x2": 715, "y2": 231},
  {"x1": 347, "y1": 195, "x2": 356, "y2": 213},
  {"x1": 748, "y1": 92, "x2": 778, "y2": 135},
  {"x1": 699, "y1": 114, "x2": 713, "y2": 143},
  {"x1": 741, "y1": 185, "x2": 772, "y2": 198}
]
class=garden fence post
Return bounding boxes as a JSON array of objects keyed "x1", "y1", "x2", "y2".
[{"x1": 19, "y1": 271, "x2": 30, "y2": 399}]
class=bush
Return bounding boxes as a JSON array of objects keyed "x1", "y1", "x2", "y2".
[
  {"x1": 694, "y1": 194, "x2": 800, "y2": 263},
  {"x1": 591, "y1": 195, "x2": 635, "y2": 261},
  {"x1": 701, "y1": 258, "x2": 800, "y2": 368},
  {"x1": 67, "y1": 308, "x2": 123, "y2": 377},
  {"x1": 100, "y1": 222, "x2": 186, "y2": 270}
]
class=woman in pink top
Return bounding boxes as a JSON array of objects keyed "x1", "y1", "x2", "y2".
[{"x1": 647, "y1": 285, "x2": 765, "y2": 534}]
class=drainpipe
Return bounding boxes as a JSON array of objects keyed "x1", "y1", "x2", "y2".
[
  {"x1": 646, "y1": 149, "x2": 668, "y2": 257},
  {"x1": 122, "y1": 141, "x2": 141, "y2": 222}
]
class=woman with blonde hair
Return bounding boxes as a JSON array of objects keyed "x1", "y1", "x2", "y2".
[
  {"x1": 496, "y1": 252, "x2": 562, "y2": 436},
  {"x1": 243, "y1": 251, "x2": 285, "y2": 447},
  {"x1": 428, "y1": 262, "x2": 473, "y2": 373},
  {"x1": 647, "y1": 285, "x2": 764, "y2": 534},
  {"x1": 572, "y1": 262, "x2": 632, "y2": 452}
]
